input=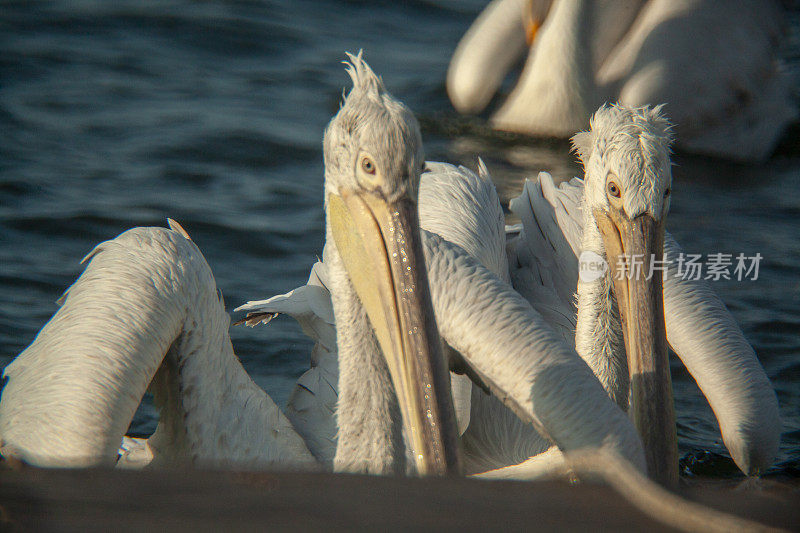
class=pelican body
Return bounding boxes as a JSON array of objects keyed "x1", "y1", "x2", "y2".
[{"x1": 447, "y1": 0, "x2": 796, "y2": 161}]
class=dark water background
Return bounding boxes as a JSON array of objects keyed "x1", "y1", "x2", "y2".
[{"x1": 1, "y1": 0, "x2": 799, "y2": 479}]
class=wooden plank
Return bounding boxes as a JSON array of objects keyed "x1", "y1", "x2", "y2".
[{"x1": 0, "y1": 467, "x2": 797, "y2": 532}]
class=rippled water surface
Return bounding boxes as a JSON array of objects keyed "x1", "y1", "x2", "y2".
[{"x1": 2, "y1": 1, "x2": 799, "y2": 478}]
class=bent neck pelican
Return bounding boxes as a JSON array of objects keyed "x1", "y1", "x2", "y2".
[
  {"x1": 447, "y1": 0, "x2": 796, "y2": 161},
  {"x1": 0, "y1": 54, "x2": 461, "y2": 476}
]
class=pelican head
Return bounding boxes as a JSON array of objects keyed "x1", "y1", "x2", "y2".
[
  {"x1": 323, "y1": 53, "x2": 459, "y2": 476},
  {"x1": 573, "y1": 103, "x2": 677, "y2": 485}
]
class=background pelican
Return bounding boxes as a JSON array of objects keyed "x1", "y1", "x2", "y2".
[
  {"x1": 0, "y1": 56, "x2": 462, "y2": 476},
  {"x1": 447, "y1": 0, "x2": 797, "y2": 162},
  {"x1": 242, "y1": 104, "x2": 780, "y2": 484}
]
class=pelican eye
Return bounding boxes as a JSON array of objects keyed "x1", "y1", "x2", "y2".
[
  {"x1": 607, "y1": 181, "x2": 621, "y2": 198},
  {"x1": 361, "y1": 157, "x2": 376, "y2": 174},
  {"x1": 664, "y1": 188, "x2": 671, "y2": 198}
]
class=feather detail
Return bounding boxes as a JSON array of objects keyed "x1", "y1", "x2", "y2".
[{"x1": 167, "y1": 218, "x2": 192, "y2": 240}]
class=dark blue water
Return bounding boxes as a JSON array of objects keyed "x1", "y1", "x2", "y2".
[{"x1": 1, "y1": 1, "x2": 798, "y2": 479}]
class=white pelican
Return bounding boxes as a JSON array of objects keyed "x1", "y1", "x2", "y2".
[
  {"x1": 238, "y1": 159, "x2": 516, "y2": 468},
  {"x1": 0, "y1": 55, "x2": 645, "y2": 476},
  {"x1": 447, "y1": 0, "x2": 796, "y2": 162},
  {"x1": 505, "y1": 104, "x2": 780, "y2": 483},
  {"x1": 241, "y1": 103, "x2": 780, "y2": 485}
]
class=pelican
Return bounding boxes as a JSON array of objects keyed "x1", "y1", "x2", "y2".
[
  {"x1": 447, "y1": 0, "x2": 796, "y2": 162},
  {"x1": 505, "y1": 104, "x2": 780, "y2": 482},
  {"x1": 241, "y1": 103, "x2": 780, "y2": 485},
  {"x1": 0, "y1": 55, "x2": 645, "y2": 476}
]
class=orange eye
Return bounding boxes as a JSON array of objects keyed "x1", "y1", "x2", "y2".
[
  {"x1": 607, "y1": 181, "x2": 621, "y2": 198},
  {"x1": 361, "y1": 157, "x2": 376, "y2": 174}
]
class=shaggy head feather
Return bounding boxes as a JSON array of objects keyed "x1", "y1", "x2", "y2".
[
  {"x1": 573, "y1": 104, "x2": 674, "y2": 221},
  {"x1": 323, "y1": 51, "x2": 424, "y2": 204}
]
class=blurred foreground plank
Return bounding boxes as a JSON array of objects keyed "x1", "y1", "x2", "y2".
[{"x1": 0, "y1": 467, "x2": 797, "y2": 531}]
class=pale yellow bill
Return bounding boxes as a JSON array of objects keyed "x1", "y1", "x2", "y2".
[
  {"x1": 329, "y1": 192, "x2": 460, "y2": 476},
  {"x1": 595, "y1": 208, "x2": 678, "y2": 488}
]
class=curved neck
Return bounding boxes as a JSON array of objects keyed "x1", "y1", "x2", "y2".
[
  {"x1": 325, "y1": 234, "x2": 407, "y2": 475},
  {"x1": 148, "y1": 287, "x2": 243, "y2": 463},
  {"x1": 574, "y1": 211, "x2": 629, "y2": 410},
  {"x1": 149, "y1": 268, "x2": 315, "y2": 469}
]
